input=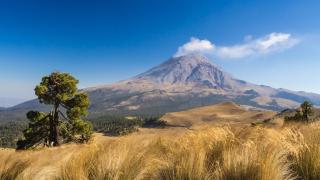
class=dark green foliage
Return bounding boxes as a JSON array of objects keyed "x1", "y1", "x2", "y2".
[
  {"x1": 90, "y1": 115, "x2": 166, "y2": 136},
  {"x1": 141, "y1": 116, "x2": 166, "y2": 128},
  {"x1": 284, "y1": 110, "x2": 303, "y2": 122},
  {"x1": 285, "y1": 101, "x2": 315, "y2": 122},
  {"x1": 0, "y1": 121, "x2": 27, "y2": 148},
  {"x1": 16, "y1": 111, "x2": 51, "y2": 149},
  {"x1": 301, "y1": 101, "x2": 314, "y2": 122},
  {"x1": 91, "y1": 116, "x2": 142, "y2": 136},
  {"x1": 17, "y1": 72, "x2": 92, "y2": 149}
]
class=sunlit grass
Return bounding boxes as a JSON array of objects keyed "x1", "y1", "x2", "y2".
[
  {"x1": 1, "y1": 122, "x2": 320, "y2": 179},
  {"x1": 0, "y1": 156, "x2": 30, "y2": 180}
]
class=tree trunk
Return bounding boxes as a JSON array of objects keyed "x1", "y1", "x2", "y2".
[
  {"x1": 49, "y1": 112, "x2": 55, "y2": 147},
  {"x1": 50, "y1": 103, "x2": 60, "y2": 146}
]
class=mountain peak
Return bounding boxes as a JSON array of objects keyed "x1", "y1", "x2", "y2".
[
  {"x1": 134, "y1": 54, "x2": 235, "y2": 89},
  {"x1": 170, "y1": 53, "x2": 212, "y2": 65}
]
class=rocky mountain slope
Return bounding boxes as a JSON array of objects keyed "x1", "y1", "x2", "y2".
[
  {"x1": 2, "y1": 54, "x2": 320, "y2": 119},
  {"x1": 83, "y1": 54, "x2": 320, "y2": 116}
]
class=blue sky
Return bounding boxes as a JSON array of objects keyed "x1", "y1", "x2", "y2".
[{"x1": 1, "y1": 0, "x2": 320, "y2": 106}]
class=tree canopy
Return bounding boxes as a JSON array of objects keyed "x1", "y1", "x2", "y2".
[
  {"x1": 300, "y1": 101, "x2": 314, "y2": 122},
  {"x1": 17, "y1": 72, "x2": 92, "y2": 149}
]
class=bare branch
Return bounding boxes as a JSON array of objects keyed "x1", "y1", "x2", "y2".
[{"x1": 59, "y1": 111, "x2": 70, "y2": 121}]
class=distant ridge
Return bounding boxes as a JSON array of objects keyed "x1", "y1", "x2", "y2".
[
  {"x1": 0, "y1": 97, "x2": 27, "y2": 108},
  {"x1": 2, "y1": 54, "x2": 320, "y2": 119}
]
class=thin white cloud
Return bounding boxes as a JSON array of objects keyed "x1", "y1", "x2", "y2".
[{"x1": 174, "y1": 33, "x2": 299, "y2": 59}]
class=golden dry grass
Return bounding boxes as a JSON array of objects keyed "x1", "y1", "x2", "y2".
[
  {"x1": 162, "y1": 102, "x2": 276, "y2": 127},
  {"x1": 1, "y1": 121, "x2": 320, "y2": 180}
]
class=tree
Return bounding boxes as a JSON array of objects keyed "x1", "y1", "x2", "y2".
[
  {"x1": 300, "y1": 101, "x2": 314, "y2": 122},
  {"x1": 17, "y1": 72, "x2": 92, "y2": 149}
]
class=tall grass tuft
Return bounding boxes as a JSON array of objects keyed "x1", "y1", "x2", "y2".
[
  {"x1": 290, "y1": 123, "x2": 320, "y2": 179},
  {"x1": 149, "y1": 127, "x2": 234, "y2": 180},
  {"x1": 0, "y1": 155, "x2": 30, "y2": 180},
  {"x1": 59, "y1": 138, "x2": 150, "y2": 180}
]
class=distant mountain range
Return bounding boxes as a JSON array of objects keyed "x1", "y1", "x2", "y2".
[
  {"x1": 2, "y1": 54, "x2": 320, "y2": 120},
  {"x1": 0, "y1": 97, "x2": 27, "y2": 108}
]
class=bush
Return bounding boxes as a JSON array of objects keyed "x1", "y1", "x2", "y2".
[{"x1": 142, "y1": 116, "x2": 166, "y2": 128}]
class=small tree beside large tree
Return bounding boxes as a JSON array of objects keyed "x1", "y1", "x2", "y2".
[
  {"x1": 300, "y1": 101, "x2": 314, "y2": 122},
  {"x1": 17, "y1": 72, "x2": 92, "y2": 149}
]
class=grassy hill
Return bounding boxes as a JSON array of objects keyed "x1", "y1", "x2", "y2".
[
  {"x1": 162, "y1": 102, "x2": 276, "y2": 127},
  {"x1": 1, "y1": 103, "x2": 320, "y2": 179}
]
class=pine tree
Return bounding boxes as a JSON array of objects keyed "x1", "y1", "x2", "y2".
[
  {"x1": 300, "y1": 101, "x2": 314, "y2": 122},
  {"x1": 17, "y1": 72, "x2": 92, "y2": 149}
]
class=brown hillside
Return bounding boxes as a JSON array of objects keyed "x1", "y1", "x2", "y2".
[{"x1": 162, "y1": 102, "x2": 276, "y2": 127}]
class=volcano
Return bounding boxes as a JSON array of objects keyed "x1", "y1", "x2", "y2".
[{"x1": 3, "y1": 54, "x2": 320, "y2": 118}]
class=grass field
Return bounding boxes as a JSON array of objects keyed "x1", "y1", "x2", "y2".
[
  {"x1": 1, "y1": 103, "x2": 320, "y2": 180},
  {"x1": 1, "y1": 121, "x2": 320, "y2": 180}
]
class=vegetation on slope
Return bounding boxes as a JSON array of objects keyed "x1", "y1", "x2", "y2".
[
  {"x1": 91, "y1": 115, "x2": 142, "y2": 136},
  {"x1": 90, "y1": 115, "x2": 165, "y2": 135},
  {"x1": 0, "y1": 121, "x2": 26, "y2": 148},
  {"x1": 0, "y1": 115, "x2": 165, "y2": 148}
]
